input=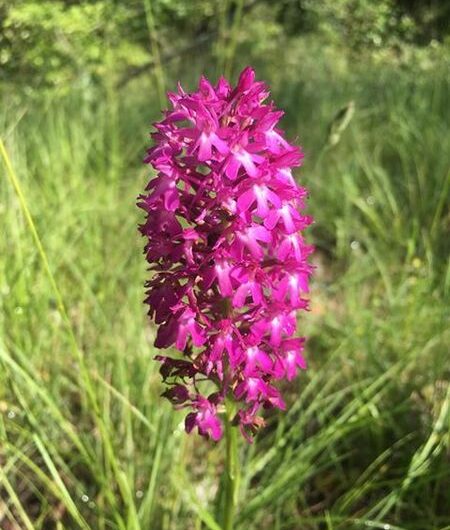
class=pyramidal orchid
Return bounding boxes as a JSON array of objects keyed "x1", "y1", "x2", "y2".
[{"x1": 138, "y1": 67, "x2": 314, "y2": 444}]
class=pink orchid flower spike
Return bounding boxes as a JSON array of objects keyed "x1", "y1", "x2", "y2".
[{"x1": 138, "y1": 67, "x2": 314, "y2": 442}]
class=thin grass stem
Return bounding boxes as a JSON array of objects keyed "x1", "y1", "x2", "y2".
[{"x1": 223, "y1": 401, "x2": 239, "y2": 530}]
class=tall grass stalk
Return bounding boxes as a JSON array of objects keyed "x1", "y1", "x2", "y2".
[
  {"x1": 143, "y1": 0, "x2": 166, "y2": 107},
  {"x1": 223, "y1": 402, "x2": 239, "y2": 530}
]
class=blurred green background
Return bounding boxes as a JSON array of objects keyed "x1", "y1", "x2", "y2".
[{"x1": 1, "y1": 1, "x2": 449, "y2": 529}]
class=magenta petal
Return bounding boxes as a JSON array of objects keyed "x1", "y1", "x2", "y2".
[
  {"x1": 216, "y1": 262, "x2": 233, "y2": 296},
  {"x1": 216, "y1": 76, "x2": 231, "y2": 97},
  {"x1": 233, "y1": 284, "x2": 249, "y2": 308},
  {"x1": 211, "y1": 335, "x2": 225, "y2": 358},
  {"x1": 271, "y1": 394, "x2": 286, "y2": 410},
  {"x1": 299, "y1": 273, "x2": 309, "y2": 293},
  {"x1": 250, "y1": 282, "x2": 263, "y2": 305},
  {"x1": 237, "y1": 150, "x2": 258, "y2": 177},
  {"x1": 237, "y1": 66, "x2": 255, "y2": 92},
  {"x1": 264, "y1": 209, "x2": 280, "y2": 230},
  {"x1": 267, "y1": 190, "x2": 281, "y2": 209},
  {"x1": 276, "y1": 237, "x2": 292, "y2": 260},
  {"x1": 281, "y1": 205, "x2": 296, "y2": 233},
  {"x1": 246, "y1": 238, "x2": 264, "y2": 259},
  {"x1": 225, "y1": 156, "x2": 240, "y2": 180},
  {"x1": 176, "y1": 325, "x2": 188, "y2": 350},
  {"x1": 237, "y1": 188, "x2": 255, "y2": 214},
  {"x1": 270, "y1": 317, "x2": 282, "y2": 346},
  {"x1": 211, "y1": 134, "x2": 229, "y2": 155},
  {"x1": 252, "y1": 225, "x2": 271, "y2": 242},
  {"x1": 190, "y1": 323, "x2": 206, "y2": 347},
  {"x1": 207, "y1": 416, "x2": 223, "y2": 441},
  {"x1": 198, "y1": 133, "x2": 212, "y2": 161},
  {"x1": 218, "y1": 276, "x2": 232, "y2": 296},
  {"x1": 255, "y1": 191, "x2": 269, "y2": 217},
  {"x1": 256, "y1": 350, "x2": 273, "y2": 371},
  {"x1": 199, "y1": 76, "x2": 215, "y2": 97}
]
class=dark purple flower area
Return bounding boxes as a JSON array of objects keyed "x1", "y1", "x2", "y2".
[{"x1": 138, "y1": 67, "x2": 314, "y2": 442}]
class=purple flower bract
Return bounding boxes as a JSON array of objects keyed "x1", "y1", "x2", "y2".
[{"x1": 138, "y1": 67, "x2": 314, "y2": 442}]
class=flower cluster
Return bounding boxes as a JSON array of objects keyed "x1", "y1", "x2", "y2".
[{"x1": 138, "y1": 67, "x2": 313, "y2": 441}]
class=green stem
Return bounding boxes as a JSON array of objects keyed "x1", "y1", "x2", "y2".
[
  {"x1": 143, "y1": 0, "x2": 166, "y2": 108},
  {"x1": 224, "y1": 0, "x2": 245, "y2": 80},
  {"x1": 223, "y1": 401, "x2": 239, "y2": 530}
]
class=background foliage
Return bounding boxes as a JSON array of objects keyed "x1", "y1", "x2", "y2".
[
  {"x1": 1, "y1": 0, "x2": 449, "y2": 88},
  {"x1": 1, "y1": 1, "x2": 449, "y2": 529}
]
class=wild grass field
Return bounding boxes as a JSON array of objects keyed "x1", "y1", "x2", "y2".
[{"x1": 1, "y1": 54, "x2": 449, "y2": 529}]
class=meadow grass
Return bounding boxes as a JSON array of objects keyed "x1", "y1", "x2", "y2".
[{"x1": 0, "y1": 61, "x2": 449, "y2": 529}]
